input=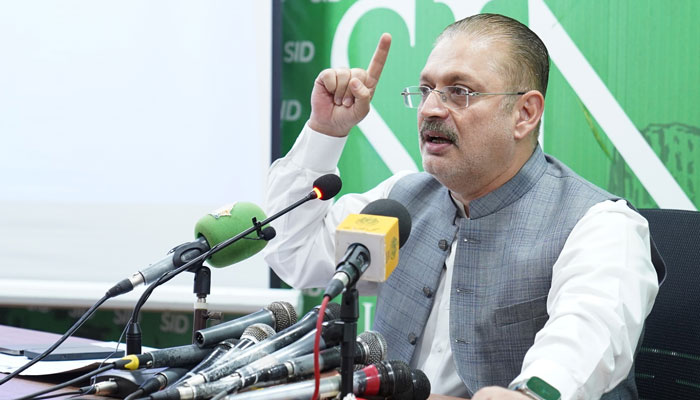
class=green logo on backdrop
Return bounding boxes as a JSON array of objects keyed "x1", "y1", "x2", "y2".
[{"x1": 282, "y1": 0, "x2": 699, "y2": 330}]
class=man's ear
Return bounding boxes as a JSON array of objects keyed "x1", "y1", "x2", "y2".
[{"x1": 513, "y1": 90, "x2": 544, "y2": 141}]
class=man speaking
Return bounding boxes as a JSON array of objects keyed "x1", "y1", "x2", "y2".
[{"x1": 263, "y1": 14, "x2": 661, "y2": 400}]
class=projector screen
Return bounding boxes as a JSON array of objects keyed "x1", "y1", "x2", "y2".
[{"x1": 0, "y1": 1, "x2": 281, "y2": 306}]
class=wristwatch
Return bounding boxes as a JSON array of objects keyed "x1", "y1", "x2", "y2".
[{"x1": 512, "y1": 376, "x2": 561, "y2": 400}]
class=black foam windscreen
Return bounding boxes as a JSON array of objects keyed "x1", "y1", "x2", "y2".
[{"x1": 313, "y1": 174, "x2": 342, "y2": 200}]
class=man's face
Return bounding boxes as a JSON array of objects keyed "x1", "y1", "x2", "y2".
[{"x1": 417, "y1": 34, "x2": 519, "y2": 194}]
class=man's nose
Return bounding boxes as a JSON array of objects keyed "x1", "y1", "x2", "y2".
[{"x1": 419, "y1": 90, "x2": 450, "y2": 118}]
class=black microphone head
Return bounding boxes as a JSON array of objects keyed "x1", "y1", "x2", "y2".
[
  {"x1": 323, "y1": 301, "x2": 342, "y2": 321},
  {"x1": 394, "y1": 368, "x2": 431, "y2": 400},
  {"x1": 268, "y1": 301, "x2": 297, "y2": 331},
  {"x1": 357, "y1": 331, "x2": 387, "y2": 364},
  {"x1": 261, "y1": 226, "x2": 277, "y2": 241},
  {"x1": 360, "y1": 199, "x2": 412, "y2": 247},
  {"x1": 372, "y1": 360, "x2": 412, "y2": 397},
  {"x1": 411, "y1": 369, "x2": 431, "y2": 400},
  {"x1": 242, "y1": 323, "x2": 276, "y2": 342},
  {"x1": 312, "y1": 174, "x2": 342, "y2": 200}
]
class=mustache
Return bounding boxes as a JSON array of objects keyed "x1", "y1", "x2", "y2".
[{"x1": 420, "y1": 120, "x2": 458, "y2": 145}]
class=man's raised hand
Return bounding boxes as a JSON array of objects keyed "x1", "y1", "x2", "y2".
[{"x1": 308, "y1": 33, "x2": 391, "y2": 137}]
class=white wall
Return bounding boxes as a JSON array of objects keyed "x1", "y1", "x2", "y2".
[{"x1": 0, "y1": 1, "x2": 291, "y2": 310}]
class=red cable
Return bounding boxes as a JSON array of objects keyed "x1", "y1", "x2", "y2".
[{"x1": 311, "y1": 295, "x2": 330, "y2": 400}]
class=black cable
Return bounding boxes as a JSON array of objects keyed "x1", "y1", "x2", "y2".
[
  {"x1": 122, "y1": 251, "x2": 204, "y2": 356},
  {"x1": 128, "y1": 255, "x2": 194, "y2": 325},
  {"x1": 13, "y1": 364, "x2": 114, "y2": 400},
  {"x1": 122, "y1": 388, "x2": 145, "y2": 400},
  {"x1": 0, "y1": 294, "x2": 111, "y2": 386},
  {"x1": 31, "y1": 390, "x2": 82, "y2": 400},
  {"x1": 93, "y1": 321, "x2": 130, "y2": 375}
]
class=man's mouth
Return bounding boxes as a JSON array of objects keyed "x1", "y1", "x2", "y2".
[
  {"x1": 424, "y1": 132, "x2": 454, "y2": 144},
  {"x1": 420, "y1": 120, "x2": 458, "y2": 146}
]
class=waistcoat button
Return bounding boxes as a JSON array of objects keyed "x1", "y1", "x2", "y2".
[
  {"x1": 423, "y1": 286, "x2": 433, "y2": 298},
  {"x1": 408, "y1": 333, "x2": 417, "y2": 345},
  {"x1": 438, "y1": 239, "x2": 449, "y2": 250}
]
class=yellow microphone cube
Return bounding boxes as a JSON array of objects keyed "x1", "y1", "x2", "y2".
[{"x1": 334, "y1": 213, "x2": 400, "y2": 282}]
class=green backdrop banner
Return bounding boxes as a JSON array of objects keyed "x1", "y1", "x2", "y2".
[{"x1": 280, "y1": 0, "x2": 699, "y2": 330}]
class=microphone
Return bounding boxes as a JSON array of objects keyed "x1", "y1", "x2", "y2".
[
  {"x1": 181, "y1": 302, "x2": 341, "y2": 387},
  {"x1": 107, "y1": 202, "x2": 272, "y2": 298},
  {"x1": 309, "y1": 173, "x2": 342, "y2": 201},
  {"x1": 219, "y1": 321, "x2": 346, "y2": 390},
  {"x1": 260, "y1": 173, "x2": 342, "y2": 232},
  {"x1": 194, "y1": 301, "x2": 297, "y2": 348},
  {"x1": 174, "y1": 323, "x2": 276, "y2": 387},
  {"x1": 153, "y1": 320, "x2": 347, "y2": 400},
  {"x1": 394, "y1": 368, "x2": 431, "y2": 400},
  {"x1": 114, "y1": 344, "x2": 215, "y2": 370},
  {"x1": 220, "y1": 360, "x2": 412, "y2": 400},
  {"x1": 237, "y1": 330, "x2": 387, "y2": 391},
  {"x1": 219, "y1": 323, "x2": 277, "y2": 352},
  {"x1": 325, "y1": 199, "x2": 412, "y2": 298},
  {"x1": 130, "y1": 367, "x2": 191, "y2": 399},
  {"x1": 175, "y1": 339, "x2": 237, "y2": 381}
]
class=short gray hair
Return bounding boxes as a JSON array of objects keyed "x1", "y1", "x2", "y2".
[{"x1": 437, "y1": 13, "x2": 550, "y2": 98}]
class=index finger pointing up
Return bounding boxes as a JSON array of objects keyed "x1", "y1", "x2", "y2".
[{"x1": 365, "y1": 33, "x2": 392, "y2": 89}]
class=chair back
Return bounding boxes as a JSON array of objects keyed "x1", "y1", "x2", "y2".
[{"x1": 635, "y1": 208, "x2": 700, "y2": 400}]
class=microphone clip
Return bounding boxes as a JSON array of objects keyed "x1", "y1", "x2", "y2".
[
  {"x1": 251, "y1": 217, "x2": 277, "y2": 241},
  {"x1": 170, "y1": 238, "x2": 209, "y2": 272}
]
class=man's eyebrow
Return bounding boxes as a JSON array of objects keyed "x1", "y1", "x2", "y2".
[{"x1": 419, "y1": 71, "x2": 475, "y2": 85}]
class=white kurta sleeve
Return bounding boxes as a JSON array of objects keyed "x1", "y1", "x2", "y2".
[
  {"x1": 511, "y1": 199, "x2": 659, "y2": 400},
  {"x1": 263, "y1": 123, "x2": 408, "y2": 289}
]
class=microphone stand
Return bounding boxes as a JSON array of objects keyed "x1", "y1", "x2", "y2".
[
  {"x1": 188, "y1": 218, "x2": 270, "y2": 341},
  {"x1": 126, "y1": 217, "x2": 276, "y2": 355},
  {"x1": 339, "y1": 287, "x2": 359, "y2": 398},
  {"x1": 191, "y1": 266, "x2": 212, "y2": 335},
  {"x1": 125, "y1": 195, "x2": 318, "y2": 355},
  {"x1": 126, "y1": 240, "x2": 208, "y2": 355},
  {"x1": 169, "y1": 240, "x2": 215, "y2": 341}
]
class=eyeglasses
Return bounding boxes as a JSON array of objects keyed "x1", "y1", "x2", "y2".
[{"x1": 401, "y1": 85, "x2": 526, "y2": 110}]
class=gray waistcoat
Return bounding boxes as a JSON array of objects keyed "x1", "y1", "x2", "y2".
[{"x1": 374, "y1": 146, "x2": 638, "y2": 399}]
